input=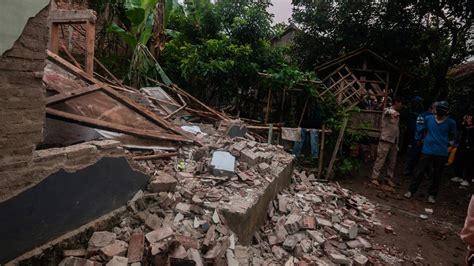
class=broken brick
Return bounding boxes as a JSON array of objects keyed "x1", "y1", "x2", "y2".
[
  {"x1": 128, "y1": 233, "x2": 145, "y2": 263},
  {"x1": 146, "y1": 226, "x2": 174, "y2": 243},
  {"x1": 149, "y1": 171, "x2": 177, "y2": 193},
  {"x1": 176, "y1": 235, "x2": 200, "y2": 250},
  {"x1": 106, "y1": 256, "x2": 128, "y2": 266},
  {"x1": 301, "y1": 216, "x2": 316, "y2": 230},
  {"x1": 100, "y1": 240, "x2": 128, "y2": 260},
  {"x1": 285, "y1": 213, "x2": 302, "y2": 234},
  {"x1": 88, "y1": 231, "x2": 116, "y2": 251}
]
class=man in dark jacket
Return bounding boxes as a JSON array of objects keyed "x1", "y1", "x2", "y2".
[
  {"x1": 452, "y1": 114, "x2": 474, "y2": 187},
  {"x1": 404, "y1": 101, "x2": 457, "y2": 203}
]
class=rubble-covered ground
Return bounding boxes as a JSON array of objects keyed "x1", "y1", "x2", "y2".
[
  {"x1": 49, "y1": 125, "x2": 437, "y2": 266},
  {"x1": 337, "y1": 156, "x2": 472, "y2": 265}
]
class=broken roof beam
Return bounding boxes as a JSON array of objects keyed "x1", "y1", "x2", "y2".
[
  {"x1": 46, "y1": 51, "x2": 202, "y2": 146},
  {"x1": 45, "y1": 84, "x2": 102, "y2": 105},
  {"x1": 146, "y1": 77, "x2": 230, "y2": 121},
  {"x1": 46, "y1": 108, "x2": 193, "y2": 143}
]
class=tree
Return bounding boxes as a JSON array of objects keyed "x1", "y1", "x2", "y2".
[
  {"x1": 291, "y1": 0, "x2": 473, "y2": 100},
  {"x1": 159, "y1": 0, "x2": 314, "y2": 119}
]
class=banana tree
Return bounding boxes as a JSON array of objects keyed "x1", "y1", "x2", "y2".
[{"x1": 108, "y1": 0, "x2": 172, "y2": 87}]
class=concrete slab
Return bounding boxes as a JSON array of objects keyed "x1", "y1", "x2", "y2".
[
  {"x1": 209, "y1": 151, "x2": 235, "y2": 176},
  {"x1": 220, "y1": 159, "x2": 293, "y2": 244}
]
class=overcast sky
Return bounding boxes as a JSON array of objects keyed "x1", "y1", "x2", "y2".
[{"x1": 268, "y1": 0, "x2": 293, "y2": 24}]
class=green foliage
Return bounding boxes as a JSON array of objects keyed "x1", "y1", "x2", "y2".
[
  {"x1": 336, "y1": 157, "x2": 361, "y2": 175},
  {"x1": 160, "y1": 0, "x2": 308, "y2": 117},
  {"x1": 292, "y1": 0, "x2": 473, "y2": 100},
  {"x1": 107, "y1": 0, "x2": 171, "y2": 86}
]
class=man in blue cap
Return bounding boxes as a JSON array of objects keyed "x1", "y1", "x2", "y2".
[
  {"x1": 404, "y1": 101, "x2": 457, "y2": 203},
  {"x1": 404, "y1": 101, "x2": 437, "y2": 176}
]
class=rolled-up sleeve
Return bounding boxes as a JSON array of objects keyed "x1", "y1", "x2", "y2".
[{"x1": 461, "y1": 196, "x2": 474, "y2": 251}]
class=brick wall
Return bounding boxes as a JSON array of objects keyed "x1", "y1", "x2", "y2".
[{"x1": 0, "y1": 7, "x2": 49, "y2": 196}]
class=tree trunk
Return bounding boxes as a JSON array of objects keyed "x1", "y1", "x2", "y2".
[{"x1": 151, "y1": 0, "x2": 165, "y2": 58}]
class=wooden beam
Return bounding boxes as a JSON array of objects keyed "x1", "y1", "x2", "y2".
[
  {"x1": 317, "y1": 124, "x2": 326, "y2": 179},
  {"x1": 298, "y1": 97, "x2": 309, "y2": 127},
  {"x1": 84, "y1": 20, "x2": 95, "y2": 75},
  {"x1": 46, "y1": 108, "x2": 192, "y2": 143},
  {"x1": 321, "y1": 64, "x2": 347, "y2": 83},
  {"x1": 146, "y1": 77, "x2": 230, "y2": 121},
  {"x1": 60, "y1": 44, "x2": 81, "y2": 69},
  {"x1": 132, "y1": 152, "x2": 178, "y2": 161},
  {"x1": 45, "y1": 84, "x2": 102, "y2": 106},
  {"x1": 49, "y1": 23, "x2": 60, "y2": 54},
  {"x1": 264, "y1": 89, "x2": 272, "y2": 124},
  {"x1": 325, "y1": 116, "x2": 349, "y2": 179},
  {"x1": 101, "y1": 85, "x2": 201, "y2": 144},
  {"x1": 320, "y1": 73, "x2": 352, "y2": 97}
]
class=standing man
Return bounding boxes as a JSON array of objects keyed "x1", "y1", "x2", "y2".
[
  {"x1": 370, "y1": 97, "x2": 403, "y2": 187},
  {"x1": 404, "y1": 101, "x2": 456, "y2": 203},
  {"x1": 452, "y1": 114, "x2": 474, "y2": 187},
  {"x1": 404, "y1": 102, "x2": 437, "y2": 176}
]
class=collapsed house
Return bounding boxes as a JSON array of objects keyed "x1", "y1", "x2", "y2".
[{"x1": 0, "y1": 2, "x2": 417, "y2": 265}]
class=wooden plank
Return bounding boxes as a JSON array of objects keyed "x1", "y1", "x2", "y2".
[
  {"x1": 49, "y1": 24, "x2": 60, "y2": 54},
  {"x1": 321, "y1": 64, "x2": 346, "y2": 82},
  {"x1": 46, "y1": 108, "x2": 192, "y2": 143},
  {"x1": 146, "y1": 77, "x2": 230, "y2": 121},
  {"x1": 317, "y1": 125, "x2": 326, "y2": 179},
  {"x1": 132, "y1": 152, "x2": 178, "y2": 161},
  {"x1": 298, "y1": 97, "x2": 309, "y2": 127},
  {"x1": 264, "y1": 89, "x2": 272, "y2": 124},
  {"x1": 45, "y1": 84, "x2": 102, "y2": 105},
  {"x1": 344, "y1": 66, "x2": 365, "y2": 93},
  {"x1": 325, "y1": 116, "x2": 349, "y2": 179},
  {"x1": 60, "y1": 44, "x2": 81, "y2": 69},
  {"x1": 333, "y1": 80, "x2": 356, "y2": 99},
  {"x1": 320, "y1": 73, "x2": 351, "y2": 97},
  {"x1": 316, "y1": 48, "x2": 365, "y2": 72},
  {"x1": 85, "y1": 21, "x2": 95, "y2": 75},
  {"x1": 101, "y1": 86, "x2": 201, "y2": 145}
]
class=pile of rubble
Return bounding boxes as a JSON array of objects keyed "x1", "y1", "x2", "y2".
[
  {"x1": 56, "y1": 128, "x2": 406, "y2": 265},
  {"x1": 249, "y1": 171, "x2": 406, "y2": 265}
]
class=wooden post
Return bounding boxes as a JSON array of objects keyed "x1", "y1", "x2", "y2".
[
  {"x1": 264, "y1": 89, "x2": 272, "y2": 124},
  {"x1": 279, "y1": 87, "x2": 287, "y2": 121},
  {"x1": 85, "y1": 20, "x2": 96, "y2": 75},
  {"x1": 49, "y1": 23, "x2": 60, "y2": 54},
  {"x1": 298, "y1": 97, "x2": 309, "y2": 127},
  {"x1": 325, "y1": 116, "x2": 349, "y2": 179},
  {"x1": 382, "y1": 72, "x2": 389, "y2": 110},
  {"x1": 393, "y1": 73, "x2": 403, "y2": 97},
  {"x1": 317, "y1": 124, "x2": 326, "y2": 178},
  {"x1": 267, "y1": 124, "x2": 273, "y2": 144}
]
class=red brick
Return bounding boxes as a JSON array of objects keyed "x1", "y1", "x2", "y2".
[{"x1": 128, "y1": 233, "x2": 145, "y2": 263}]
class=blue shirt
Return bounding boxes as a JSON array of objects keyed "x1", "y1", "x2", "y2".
[{"x1": 422, "y1": 115, "x2": 457, "y2": 156}]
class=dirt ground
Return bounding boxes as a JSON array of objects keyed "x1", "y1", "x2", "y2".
[{"x1": 335, "y1": 155, "x2": 472, "y2": 264}]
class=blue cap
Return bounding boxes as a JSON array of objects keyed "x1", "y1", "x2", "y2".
[{"x1": 437, "y1": 101, "x2": 449, "y2": 110}]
